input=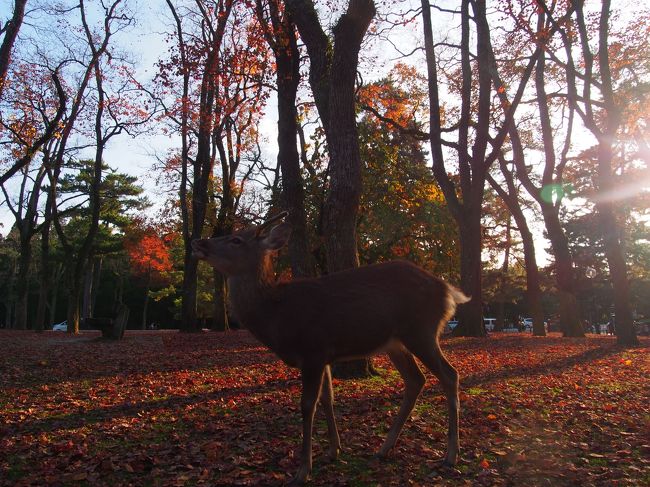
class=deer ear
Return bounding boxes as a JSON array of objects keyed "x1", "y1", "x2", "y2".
[{"x1": 260, "y1": 222, "x2": 291, "y2": 250}]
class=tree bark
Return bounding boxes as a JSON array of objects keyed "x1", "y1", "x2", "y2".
[
  {"x1": 142, "y1": 271, "x2": 150, "y2": 330},
  {"x1": 422, "y1": 0, "x2": 489, "y2": 337},
  {"x1": 35, "y1": 183, "x2": 55, "y2": 333},
  {"x1": 0, "y1": 0, "x2": 27, "y2": 100},
  {"x1": 591, "y1": 0, "x2": 637, "y2": 346},
  {"x1": 488, "y1": 160, "x2": 545, "y2": 337},
  {"x1": 495, "y1": 217, "x2": 512, "y2": 332},
  {"x1": 212, "y1": 270, "x2": 229, "y2": 331},
  {"x1": 82, "y1": 260, "x2": 94, "y2": 326},
  {"x1": 533, "y1": 24, "x2": 583, "y2": 338},
  {"x1": 14, "y1": 237, "x2": 30, "y2": 330},
  {"x1": 593, "y1": 133, "x2": 638, "y2": 344},
  {"x1": 66, "y1": 283, "x2": 81, "y2": 335},
  {"x1": 321, "y1": 0, "x2": 375, "y2": 273},
  {"x1": 453, "y1": 210, "x2": 485, "y2": 336},
  {"x1": 269, "y1": 4, "x2": 313, "y2": 277}
]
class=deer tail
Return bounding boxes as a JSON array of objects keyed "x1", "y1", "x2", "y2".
[
  {"x1": 437, "y1": 283, "x2": 471, "y2": 337},
  {"x1": 448, "y1": 285, "x2": 471, "y2": 306}
]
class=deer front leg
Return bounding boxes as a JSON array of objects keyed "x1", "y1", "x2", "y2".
[
  {"x1": 291, "y1": 363, "x2": 325, "y2": 486},
  {"x1": 319, "y1": 365, "x2": 341, "y2": 461}
]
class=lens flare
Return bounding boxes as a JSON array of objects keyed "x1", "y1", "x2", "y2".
[
  {"x1": 540, "y1": 183, "x2": 574, "y2": 204},
  {"x1": 590, "y1": 176, "x2": 650, "y2": 204}
]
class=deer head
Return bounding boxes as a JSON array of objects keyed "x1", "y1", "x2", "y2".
[{"x1": 191, "y1": 211, "x2": 291, "y2": 277}]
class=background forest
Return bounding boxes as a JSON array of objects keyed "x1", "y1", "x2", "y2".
[{"x1": 0, "y1": 0, "x2": 648, "y2": 346}]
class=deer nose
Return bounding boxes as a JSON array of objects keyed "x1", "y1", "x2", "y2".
[{"x1": 191, "y1": 239, "x2": 209, "y2": 259}]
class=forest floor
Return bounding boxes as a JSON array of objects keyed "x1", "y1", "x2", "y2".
[{"x1": 1, "y1": 329, "x2": 648, "y2": 486}]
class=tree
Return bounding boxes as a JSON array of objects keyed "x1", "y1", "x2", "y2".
[
  {"x1": 555, "y1": 0, "x2": 641, "y2": 345},
  {"x1": 0, "y1": 0, "x2": 137, "y2": 330},
  {"x1": 55, "y1": 160, "x2": 146, "y2": 331},
  {"x1": 0, "y1": 0, "x2": 28, "y2": 100},
  {"x1": 255, "y1": 0, "x2": 313, "y2": 278},
  {"x1": 286, "y1": 0, "x2": 376, "y2": 377},
  {"x1": 357, "y1": 66, "x2": 459, "y2": 276},
  {"x1": 159, "y1": 0, "x2": 274, "y2": 332},
  {"x1": 487, "y1": 159, "x2": 546, "y2": 336},
  {"x1": 125, "y1": 224, "x2": 173, "y2": 329},
  {"x1": 489, "y1": 1, "x2": 583, "y2": 336}
]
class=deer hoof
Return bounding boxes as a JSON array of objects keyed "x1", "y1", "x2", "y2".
[
  {"x1": 442, "y1": 454, "x2": 458, "y2": 467},
  {"x1": 287, "y1": 476, "x2": 307, "y2": 487},
  {"x1": 287, "y1": 466, "x2": 310, "y2": 486},
  {"x1": 327, "y1": 447, "x2": 341, "y2": 462},
  {"x1": 373, "y1": 451, "x2": 389, "y2": 462}
]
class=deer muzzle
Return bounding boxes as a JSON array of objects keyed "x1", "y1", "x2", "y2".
[{"x1": 191, "y1": 239, "x2": 209, "y2": 259}]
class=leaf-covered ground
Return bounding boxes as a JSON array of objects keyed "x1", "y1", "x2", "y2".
[{"x1": 1, "y1": 330, "x2": 648, "y2": 486}]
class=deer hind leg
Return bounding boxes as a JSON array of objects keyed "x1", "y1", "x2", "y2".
[
  {"x1": 291, "y1": 363, "x2": 325, "y2": 486},
  {"x1": 377, "y1": 342, "x2": 426, "y2": 458},
  {"x1": 403, "y1": 336, "x2": 460, "y2": 466},
  {"x1": 319, "y1": 365, "x2": 341, "y2": 460}
]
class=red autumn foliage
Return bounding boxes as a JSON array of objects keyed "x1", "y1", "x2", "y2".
[
  {"x1": 0, "y1": 331, "x2": 648, "y2": 486},
  {"x1": 126, "y1": 234, "x2": 173, "y2": 277}
]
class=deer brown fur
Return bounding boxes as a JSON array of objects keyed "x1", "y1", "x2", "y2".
[{"x1": 192, "y1": 212, "x2": 469, "y2": 485}]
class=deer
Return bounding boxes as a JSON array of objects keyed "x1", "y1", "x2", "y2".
[{"x1": 191, "y1": 212, "x2": 469, "y2": 485}]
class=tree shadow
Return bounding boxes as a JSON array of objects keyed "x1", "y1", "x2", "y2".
[
  {"x1": 0, "y1": 330, "x2": 281, "y2": 389},
  {"x1": 460, "y1": 341, "x2": 624, "y2": 388},
  {"x1": 11, "y1": 375, "x2": 299, "y2": 436}
]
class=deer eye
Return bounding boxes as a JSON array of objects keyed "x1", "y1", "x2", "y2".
[{"x1": 230, "y1": 236, "x2": 244, "y2": 245}]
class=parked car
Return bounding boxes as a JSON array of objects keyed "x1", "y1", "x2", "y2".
[
  {"x1": 634, "y1": 320, "x2": 650, "y2": 336},
  {"x1": 484, "y1": 318, "x2": 496, "y2": 331},
  {"x1": 522, "y1": 318, "x2": 549, "y2": 332},
  {"x1": 445, "y1": 320, "x2": 459, "y2": 333},
  {"x1": 52, "y1": 321, "x2": 67, "y2": 332}
]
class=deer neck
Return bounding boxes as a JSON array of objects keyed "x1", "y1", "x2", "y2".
[{"x1": 227, "y1": 254, "x2": 277, "y2": 331}]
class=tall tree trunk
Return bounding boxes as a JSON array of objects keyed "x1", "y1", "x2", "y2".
[
  {"x1": 142, "y1": 271, "x2": 151, "y2": 330},
  {"x1": 273, "y1": 8, "x2": 312, "y2": 278},
  {"x1": 596, "y1": 146, "x2": 638, "y2": 346},
  {"x1": 91, "y1": 257, "x2": 102, "y2": 313},
  {"x1": 35, "y1": 276, "x2": 48, "y2": 333},
  {"x1": 522, "y1": 231, "x2": 545, "y2": 337},
  {"x1": 48, "y1": 264, "x2": 63, "y2": 326},
  {"x1": 453, "y1": 211, "x2": 485, "y2": 336},
  {"x1": 5, "y1": 254, "x2": 16, "y2": 328},
  {"x1": 488, "y1": 160, "x2": 546, "y2": 337},
  {"x1": 321, "y1": 0, "x2": 374, "y2": 273},
  {"x1": 35, "y1": 199, "x2": 53, "y2": 333},
  {"x1": 542, "y1": 207, "x2": 583, "y2": 336},
  {"x1": 495, "y1": 217, "x2": 512, "y2": 332},
  {"x1": 212, "y1": 270, "x2": 228, "y2": 331},
  {"x1": 181, "y1": 1, "x2": 234, "y2": 333},
  {"x1": 14, "y1": 237, "x2": 30, "y2": 329},
  {"x1": 0, "y1": 0, "x2": 27, "y2": 100},
  {"x1": 533, "y1": 23, "x2": 583, "y2": 338},
  {"x1": 66, "y1": 278, "x2": 82, "y2": 334},
  {"x1": 591, "y1": 0, "x2": 637, "y2": 347},
  {"x1": 82, "y1": 260, "x2": 94, "y2": 326}
]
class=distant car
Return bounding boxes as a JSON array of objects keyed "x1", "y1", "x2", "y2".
[
  {"x1": 445, "y1": 320, "x2": 459, "y2": 332},
  {"x1": 522, "y1": 318, "x2": 548, "y2": 332},
  {"x1": 634, "y1": 320, "x2": 650, "y2": 336},
  {"x1": 52, "y1": 321, "x2": 67, "y2": 332},
  {"x1": 484, "y1": 318, "x2": 496, "y2": 331}
]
